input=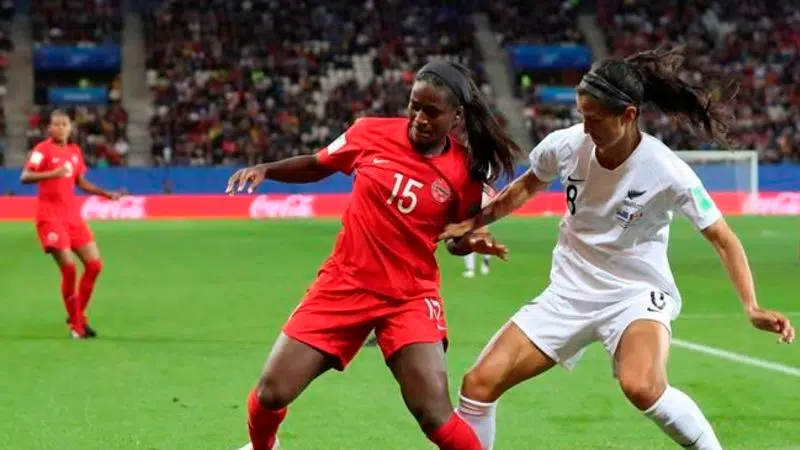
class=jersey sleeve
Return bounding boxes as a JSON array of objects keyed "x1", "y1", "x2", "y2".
[
  {"x1": 528, "y1": 130, "x2": 564, "y2": 182},
  {"x1": 25, "y1": 145, "x2": 47, "y2": 171},
  {"x1": 670, "y1": 162, "x2": 722, "y2": 230},
  {"x1": 316, "y1": 121, "x2": 366, "y2": 175}
]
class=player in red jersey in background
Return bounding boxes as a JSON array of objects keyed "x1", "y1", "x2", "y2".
[
  {"x1": 20, "y1": 110, "x2": 121, "y2": 339},
  {"x1": 226, "y1": 60, "x2": 522, "y2": 450}
]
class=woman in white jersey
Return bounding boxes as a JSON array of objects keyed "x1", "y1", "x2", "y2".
[{"x1": 440, "y1": 48, "x2": 796, "y2": 449}]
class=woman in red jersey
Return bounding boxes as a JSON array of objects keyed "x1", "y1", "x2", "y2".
[
  {"x1": 226, "y1": 61, "x2": 522, "y2": 450},
  {"x1": 20, "y1": 110, "x2": 121, "y2": 339}
]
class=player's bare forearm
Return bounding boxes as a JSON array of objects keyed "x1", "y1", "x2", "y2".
[
  {"x1": 702, "y1": 219, "x2": 759, "y2": 312},
  {"x1": 77, "y1": 176, "x2": 112, "y2": 199},
  {"x1": 20, "y1": 168, "x2": 60, "y2": 184},
  {"x1": 259, "y1": 155, "x2": 336, "y2": 183},
  {"x1": 473, "y1": 170, "x2": 547, "y2": 228}
]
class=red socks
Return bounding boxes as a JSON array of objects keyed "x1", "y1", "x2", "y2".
[
  {"x1": 60, "y1": 263, "x2": 78, "y2": 328},
  {"x1": 247, "y1": 389, "x2": 286, "y2": 450},
  {"x1": 427, "y1": 413, "x2": 483, "y2": 450},
  {"x1": 76, "y1": 259, "x2": 103, "y2": 321},
  {"x1": 245, "y1": 390, "x2": 478, "y2": 450}
]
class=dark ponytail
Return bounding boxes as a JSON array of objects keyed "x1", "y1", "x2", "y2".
[
  {"x1": 578, "y1": 47, "x2": 736, "y2": 147},
  {"x1": 416, "y1": 61, "x2": 522, "y2": 182}
]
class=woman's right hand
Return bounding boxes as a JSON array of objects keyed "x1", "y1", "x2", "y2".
[{"x1": 226, "y1": 166, "x2": 267, "y2": 195}]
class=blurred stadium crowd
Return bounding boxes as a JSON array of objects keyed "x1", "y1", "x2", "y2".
[{"x1": 9, "y1": 0, "x2": 800, "y2": 167}]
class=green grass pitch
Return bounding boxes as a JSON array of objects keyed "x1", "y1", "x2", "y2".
[{"x1": 1, "y1": 217, "x2": 798, "y2": 449}]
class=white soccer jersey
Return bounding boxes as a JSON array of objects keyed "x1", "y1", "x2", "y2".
[{"x1": 529, "y1": 124, "x2": 722, "y2": 308}]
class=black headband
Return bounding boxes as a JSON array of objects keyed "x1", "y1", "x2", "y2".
[
  {"x1": 417, "y1": 60, "x2": 472, "y2": 105},
  {"x1": 578, "y1": 72, "x2": 640, "y2": 108}
]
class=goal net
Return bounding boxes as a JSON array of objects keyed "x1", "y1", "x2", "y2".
[{"x1": 675, "y1": 151, "x2": 758, "y2": 214}]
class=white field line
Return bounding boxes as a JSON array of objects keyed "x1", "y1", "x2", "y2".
[
  {"x1": 681, "y1": 312, "x2": 800, "y2": 319},
  {"x1": 672, "y1": 339, "x2": 800, "y2": 377}
]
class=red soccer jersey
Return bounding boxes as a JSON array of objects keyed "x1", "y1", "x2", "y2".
[
  {"x1": 316, "y1": 117, "x2": 484, "y2": 301},
  {"x1": 25, "y1": 138, "x2": 87, "y2": 221}
]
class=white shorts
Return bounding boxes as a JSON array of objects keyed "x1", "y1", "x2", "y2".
[{"x1": 511, "y1": 287, "x2": 680, "y2": 375}]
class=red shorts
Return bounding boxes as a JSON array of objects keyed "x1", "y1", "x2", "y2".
[
  {"x1": 283, "y1": 268, "x2": 448, "y2": 370},
  {"x1": 36, "y1": 220, "x2": 94, "y2": 252}
]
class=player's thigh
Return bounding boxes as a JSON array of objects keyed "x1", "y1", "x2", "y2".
[
  {"x1": 614, "y1": 319, "x2": 671, "y2": 408},
  {"x1": 73, "y1": 241, "x2": 100, "y2": 264},
  {"x1": 386, "y1": 340, "x2": 453, "y2": 432},
  {"x1": 256, "y1": 332, "x2": 338, "y2": 409},
  {"x1": 615, "y1": 319, "x2": 670, "y2": 378},
  {"x1": 461, "y1": 321, "x2": 556, "y2": 403},
  {"x1": 599, "y1": 289, "x2": 677, "y2": 377},
  {"x1": 69, "y1": 222, "x2": 97, "y2": 259},
  {"x1": 600, "y1": 290, "x2": 676, "y2": 407},
  {"x1": 50, "y1": 248, "x2": 75, "y2": 268}
]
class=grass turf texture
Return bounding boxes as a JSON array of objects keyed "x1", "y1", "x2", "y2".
[{"x1": 1, "y1": 217, "x2": 798, "y2": 449}]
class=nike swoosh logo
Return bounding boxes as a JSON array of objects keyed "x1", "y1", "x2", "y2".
[
  {"x1": 567, "y1": 175, "x2": 585, "y2": 182},
  {"x1": 627, "y1": 189, "x2": 647, "y2": 199}
]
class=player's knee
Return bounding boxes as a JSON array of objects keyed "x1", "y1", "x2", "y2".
[
  {"x1": 85, "y1": 258, "x2": 103, "y2": 274},
  {"x1": 617, "y1": 369, "x2": 667, "y2": 410},
  {"x1": 461, "y1": 366, "x2": 501, "y2": 403},
  {"x1": 255, "y1": 374, "x2": 294, "y2": 410},
  {"x1": 404, "y1": 376, "x2": 453, "y2": 431},
  {"x1": 407, "y1": 392, "x2": 453, "y2": 432}
]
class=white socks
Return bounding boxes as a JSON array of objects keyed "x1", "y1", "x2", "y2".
[
  {"x1": 457, "y1": 395, "x2": 497, "y2": 450},
  {"x1": 459, "y1": 386, "x2": 720, "y2": 449},
  {"x1": 644, "y1": 386, "x2": 722, "y2": 449},
  {"x1": 464, "y1": 253, "x2": 491, "y2": 276},
  {"x1": 464, "y1": 253, "x2": 476, "y2": 272}
]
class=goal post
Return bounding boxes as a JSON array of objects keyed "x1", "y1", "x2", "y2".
[{"x1": 674, "y1": 150, "x2": 759, "y2": 198}]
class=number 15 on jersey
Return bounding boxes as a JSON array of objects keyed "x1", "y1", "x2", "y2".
[{"x1": 388, "y1": 173, "x2": 424, "y2": 214}]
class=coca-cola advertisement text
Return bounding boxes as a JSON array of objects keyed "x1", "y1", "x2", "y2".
[
  {"x1": 82, "y1": 196, "x2": 148, "y2": 220},
  {"x1": 0, "y1": 192, "x2": 797, "y2": 221}
]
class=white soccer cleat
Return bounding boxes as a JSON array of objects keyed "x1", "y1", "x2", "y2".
[
  {"x1": 462, "y1": 270, "x2": 475, "y2": 278},
  {"x1": 480, "y1": 265, "x2": 490, "y2": 276}
]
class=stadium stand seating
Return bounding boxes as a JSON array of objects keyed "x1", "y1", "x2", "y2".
[
  {"x1": 30, "y1": 0, "x2": 122, "y2": 44},
  {"x1": 601, "y1": 0, "x2": 799, "y2": 161},
  {"x1": 488, "y1": 0, "x2": 585, "y2": 46},
  {"x1": 488, "y1": 0, "x2": 586, "y2": 144},
  {"x1": 0, "y1": 0, "x2": 13, "y2": 165},
  {"x1": 142, "y1": 0, "x2": 493, "y2": 166},
  {"x1": 27, "y1": 0, "x2": 129, "y2": 167},
  {"x1": 503, "y1": 0, "x2": 798, "y2": 162}
]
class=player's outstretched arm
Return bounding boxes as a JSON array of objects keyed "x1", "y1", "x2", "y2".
[
  {"x1": 77, "y1": 175, "x2": 121, "y2": 200},
  {"x1": 701, "y1": 219, "x2": 795, "y2": 344},
  {"x1": 19, "y1": 166, "x2": 69, "y2": 184},
  {"x1": 226, "y1": 155, "x2": 336, "y2": 194},
  {"x1": 438, "y1": 170, "x2": 548, "y2": 240}
]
